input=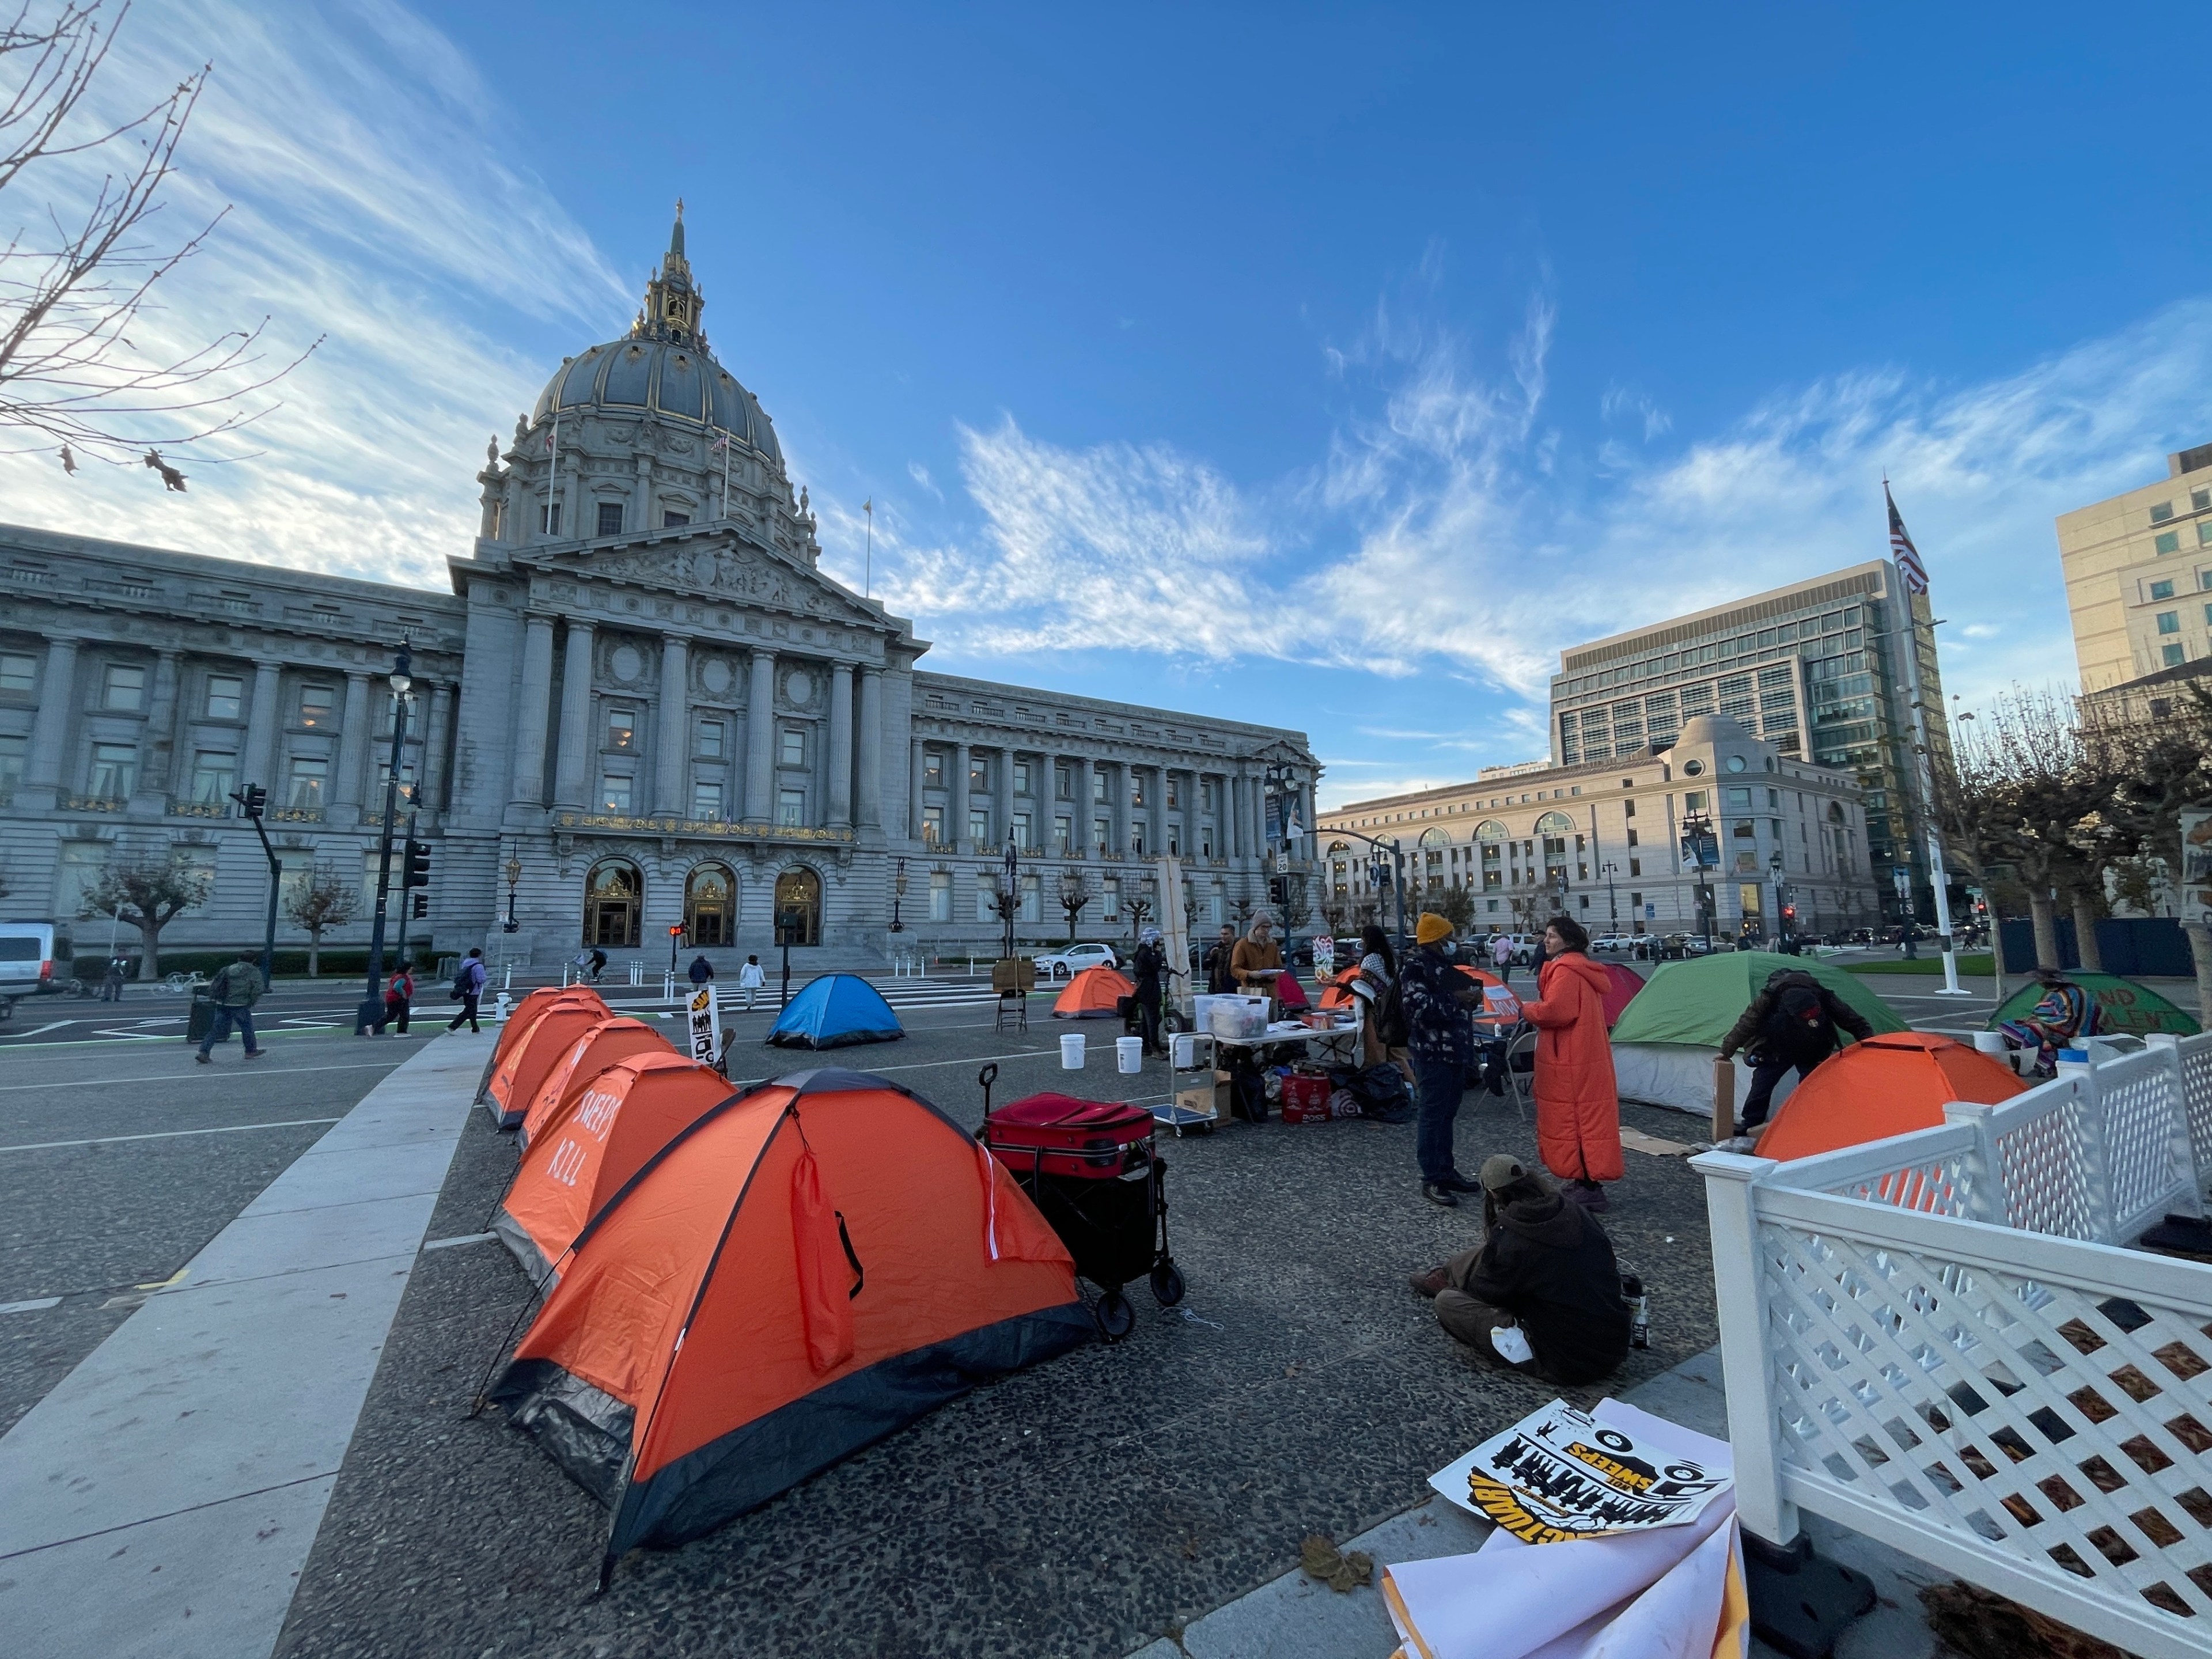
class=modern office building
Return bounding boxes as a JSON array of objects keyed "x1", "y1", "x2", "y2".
[
  {"x1": 1544, "y1": 559, "x2": 1949, "y2": 926},
  {"x1": 2058, "y1": 441, "x2": 2212, "y2": 693},
  {"x1": 0, "y1": 213, "x2": 1317, "y2": 969},
  {"x1": 1317, "y1": 715, "x2": 1880, "y2": 940}
]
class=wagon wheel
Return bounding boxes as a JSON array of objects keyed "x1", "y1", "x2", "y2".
[
  {"x1": 1093, "y1": 1290, "x2": 1135, "y2": 1341},
  {"x1": 1149, "y1": 1261, "x2": 1185, "y2": 1308}
]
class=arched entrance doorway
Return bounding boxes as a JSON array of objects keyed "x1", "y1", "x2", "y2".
[
  {"x1": 584, "y1": 858, "x2": 642, "y2": 948},
  {"x1": 772, "y1": 866, "x2": 821, "y2": 946},
  {"x1": 684, "y1": 862, "x2": 735, "y2": 948}
]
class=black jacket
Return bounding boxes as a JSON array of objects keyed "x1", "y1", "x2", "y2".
[
  {"x1": 1132, "y1": 942, "x2": 1165, "y2": 1000},
  {"x1": 1460, "y1": 1193, "x2": 1631, "y2": 1385},
  {"x1": 1718, "y1": 969, "x2": 1873, "y2": 1062},
  {"x1": 1203, "y1": 941, "x2": 1238, "y2": 995}
]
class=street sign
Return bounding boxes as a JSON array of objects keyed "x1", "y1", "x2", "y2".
[
  {"x1": 686, "y1": 984, "x2": 722, "y2": 1066},
  {"x1": 2182, "y1": 810, "x2": 2212, "y2": 927},
  {"x1": 1275, "y1": 851, "x2": 1290, "y2": 873}
]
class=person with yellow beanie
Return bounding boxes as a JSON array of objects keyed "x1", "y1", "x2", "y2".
[{"x1": 1398, "y1": 912, "x2": 1487, "y2": 1206}]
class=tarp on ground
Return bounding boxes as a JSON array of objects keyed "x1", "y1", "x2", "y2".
[
  {"x1": 1607, "y1": 952, "x2": 1906, "y2": 1048},
  {"x1": 766, "y1": 974, "x2": 905, "y2": 1048},
  {"x1": 488, "y1": 1068, "x2": 1092, "y2": 1574},
  {"x1": 1756, "y1": 1031, "x2": 2025, "y2": 1163},
  {"x1": 494, "y1": 1052, "x2": 738, "y2": 1282},
  {"x1": 475, "y1": 984, "x2": 606, "y2": 1104},
  {"x1": 1986, "y1": 971, "x2": 2199, "y2": 1038},
  {"x1": 487, "y1": 995, "x2": 620, "y2": 1128},
  {"x1": 1052, "y1": 965, "x2": 1133, "y2": 1019},
  {"x1": 515, "y1": 1016, "x2": 675, "y2": 1149}
]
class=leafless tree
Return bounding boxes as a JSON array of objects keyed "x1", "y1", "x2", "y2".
[
  {"x1": 77, "y1": 847, "x2": 206, "y2": 976},
  {"x1": 1, "y1": 2, "x2": 317, "y2": 468},
  {"x1": 282, "y1": 860, "x2": 355, "y2": 977},
  {"x1": 1056, "y1": 869, "x2": 1092, "y2": 945}
]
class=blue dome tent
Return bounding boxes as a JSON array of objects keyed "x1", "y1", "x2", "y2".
[{"x1": 766, "y1": 974, "x2": 906, "y2": 1049}]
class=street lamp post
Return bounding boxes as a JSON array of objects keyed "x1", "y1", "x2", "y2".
[
  {"x1": 889, "y1": 856, "x2": 907, "y2": 933},
  {"x1": 1680, "y1": 810, "x2": 1717, "y2": 952},
  {"x1": 1770, "y1": 850, "x2": 1787, "y2": 948},
  {"x1": 502, "y1": 855, "x2": 521, "y2": 934},
  {"x1": 1601, "y1": 861, "x2": 1619, "y2": 929},
  {"x1": 357, "y1": 641, "x2": 411, "y2": 1035}
]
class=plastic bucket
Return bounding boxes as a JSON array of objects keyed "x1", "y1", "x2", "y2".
[
  {"x1": 1171, "y1": 1032, "x2": 1196, "y2": 1069},
  {"x1": 1060, "y1": 1033, "x2": 1085, "y2": 1069},
  {"x1": 1971, "y1": 1031, "x2": 2008, "y2": 1056},
  {"x1": 1116, "y1": 1035, "x2": 1143, "y2": 1074}
]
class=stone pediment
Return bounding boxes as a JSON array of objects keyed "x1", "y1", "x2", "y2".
[{"x1": 525, "y1": 533, "x2": 904, "y2": 641}]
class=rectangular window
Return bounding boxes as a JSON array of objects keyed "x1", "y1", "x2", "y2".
[
  {"x1": 923, "y1": 749, "x2": 944, "y2": 786},
  {"x1": 1130, "y1": 822, "x2": 1146, "y2": 854},
  {"x1": 1767, "y1": 788, "x2": 1781, "y2": 808},
  {"x1": 2195, "y1": 488, "x2": 2210, "y2": 513},
  {"x1": 691, "y1": 780, "x2": 723, "y2": 819},
  {"x1": 1166, "y1": 777, "x2": 1180, "y2": 809},
  {"x1": 1683, "y1": 789, "x2": 1708, "y2": 812},
  {"x1": 1628, "y1": 857, "x2": 1641, "y2": 877},
  {"x1": 297, "y1": 683, "x2": 335, "y2": 728},
  {"x1": 969, "y1": 808, "x2": 989, "y2": 844},
  {"x1": 204, "y1": 673, "x2": 243, "y2": 719},
  {"x1": 1131, "y1": 773, "x2": 1146, "y2": 807},
  {"x1": 597, "y1": 501, "x2": 624, "y2": 537},
  {"x1": 607, "y1": 709, "x2": 636, "y2": 749},
  {"x1": 1623, "y1": 798, "x2": 1635, "y2": 817},
  {"x1": 1055, "y1": 763, "x2": 1073, "y2": 800},
  {"x1": 2165, "y1": 643, "x2": 2187, "y2": 667},
  {"x1": 2157, "y1": 531, "x2": 2183, "y2": 555},
  {"x1": 1093, "y1": 817, "x2": 1109, "y2": 851},
  {"x1": 969, "y1": 755, "x2": 989, "y2": 793},
  {"x1": 1103, "y1": 879, "x2": 1120, "y2": 921},
  {"x1": 102, "y1": 663, "x2": 146, "y2": 711},
  {"x1": 540, "y1": 502, "x2": 562, "y2": 535},
  {"x1": 600, "y1": 774, "x2": 632, "y2": 812},
  {"x1": 1725, "y1": 786, "x2": 1753, "y2": 809},
  {"x1": 286, "y1": 755, "x2": 328, "y2": 809},
  {"x1": 0, "y1": 653, "x2": 33, "y2": 695},
  {"x1": 2151, "y1": 579, "x2": 2176, "y2": 601},
  {"x1": 696, "y1": 718, "x2": 725, "y2": 758},
  {"x1": 89, "y1": 741, "x2": 137, "y2": 800},
  {"x1": 1092, "y1": 770, "x2": 1108, "y2": 804},
  {"x1": 1626, "y1": 827, "x2": 1639, "y2": 847},
  {"x1": 777, "y1": 787, "x2": 805, "y2": 826},
  {"x1": 2158, "y1": 611, "x2": 2181, "y2": 635},
  {"x1": 1013, "y1": 810, "x2": 1033, "y2": 852},
  {"x1": 922, "y1": 804, "x2": 944, "y2": 845},
  {"x1": 976, "y1": 876, "x2": 999, "y2": 923},
  {"x1": 2152, "y1": 501, "x2": 2176, "y2": 523},
  {"x1": 1019, "y1": 874, "x2": 1040, "y2": 923},
  {"x1": 1054, "y1": 816, "x2": 1072, "y2": 854},
  {"x1": 662, "y1": 510, "x2": 690, "y2": 528},
  {"x1": 1014, "y1": 760, "x2": 1032, "y2": 794},
  {"x1": 928, "y1": 871, "x2": 950, "y2": 923},
  {"x1": 2200, "y1": 522, "x2": 2212, "y2": 546},
  {"x1": 0, "y1": 734, "x2": 25, "y2": 791},
  {"x1": 779, "y1": 728, "x2": 805, "y2": 767}
]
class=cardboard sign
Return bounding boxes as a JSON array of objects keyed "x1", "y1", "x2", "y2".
[
  {"x1": 1483, "y1": 984, "x2": 1521, "y2": 1020},
  {"x1": 1430, "y1": 1399, "x2": 1730, "y2": 1544},
  {"x1": 686, "y1": 985, "x2": 722, "y2": 1065}
]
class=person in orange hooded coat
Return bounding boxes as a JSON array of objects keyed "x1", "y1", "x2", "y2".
[{"x1": 1518, "y1": 915, "x2": 1624, "y2": 1208}]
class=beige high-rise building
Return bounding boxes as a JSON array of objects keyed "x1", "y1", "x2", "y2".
[{"x1": 2059, "y1": 441, "x2": 2212, "y2": 692}]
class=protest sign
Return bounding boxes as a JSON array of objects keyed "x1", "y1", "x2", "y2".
[
  {"x1": 686, "y1": 984, "x2": 722, "y2": 1065},
  {"x1": 1429, "y1": 1398, "x2": 1729, "y2": 1544}
]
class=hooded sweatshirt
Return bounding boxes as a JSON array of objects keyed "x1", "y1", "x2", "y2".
[
  {"x1": 1459, "y1": 1191, "x2": 1631, "y2": 1385},
  {"x1": 1520, "y1": 952, "x2": 1625, "y2": 1183}
]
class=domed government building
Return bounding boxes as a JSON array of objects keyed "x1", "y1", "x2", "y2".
[{"x1": 0, "y1": 213, "x2": 1319, "y2": 971}]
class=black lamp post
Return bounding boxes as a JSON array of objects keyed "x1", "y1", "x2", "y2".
[
  {"x1": 1680, "y1": 810, "x2": 1717, "y2": 952},
  {"x1": 890, "y1": 856, "x2": 907, "y2": 933},
  {"x1": 502, "y1": 855, "x2": 521, "y2": 933},
  {"x1": 356, "y1": 639, "x2": 412, "y2": 1034},
  {"x1": 1002, "y1": 836, "x2": 1018, "y2": 959}
]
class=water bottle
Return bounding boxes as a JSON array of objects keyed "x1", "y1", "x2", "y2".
[{"x1": 1621, "y1": 1273, "x2": 1650, "y2": 1350}]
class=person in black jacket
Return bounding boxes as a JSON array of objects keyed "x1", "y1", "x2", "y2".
[
  {"x1": 1202, "y1": 925, "x2": 1238, "y2": 996},
  {"x1": 1130, "y1": 929, "x2": 1168, "y2": 1056},
  {"x1": 1407, "y1": 1155, "x2": 1630, "y2": 1384},
  {"x1": 1717, "y1": 968, "x2": 1875, "y2": 1130}
]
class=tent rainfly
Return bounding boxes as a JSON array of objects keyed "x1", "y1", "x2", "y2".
[
  {"x1": 1986, "y1": 971, "x2": 2199, "y2": 1039},
  {"x1": 1755, "y1": 1031, "x2": 2025, "y2": 1163},
  {"x1": 516, "y1": 1017, "x2": 675, "y2": 1149},
  {"x1": 766, "y1": 974, "x2": 905, "y2": 1048},
  {"x1": 486, "y1": 997, "x2": 621, "y2": 1128},
  {"x1": 1052, "y1": 965, "x2": 1132, "y2": 1020},
  {"x1": 475, "y1": 985, "x2": 606, "y2": 1105}
]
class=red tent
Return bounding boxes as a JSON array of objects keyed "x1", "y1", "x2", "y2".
[
  {"x1": 516, "y1": 1016, "x2": 675, "y2": 1148},
  {"x1": 1053, "y1": 965, "x2": 1134, "y2": 1018},
  {"x1": 1757, "y1": 1031, "x2": 2024, "y2": 1164},
  {"x1": 1597, "y1": 961, "x2": 1645, "y2": 1027}
]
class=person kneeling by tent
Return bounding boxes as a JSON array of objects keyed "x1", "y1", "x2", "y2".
[
  {"x1": 2000, "y1": 965, "x2": 2108, "y2": 1078},
  {"x1": 1406, "y1": 1156, "x2": 1631, "y2": 1385},
  {"x1": 1716, "y1": 967, "x2": 1873, "y2": 1132}
]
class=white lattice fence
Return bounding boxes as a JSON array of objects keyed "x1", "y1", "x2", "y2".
[{"x1": 2169, "y1": 1033, "x2": 2212, "y2": 1192}]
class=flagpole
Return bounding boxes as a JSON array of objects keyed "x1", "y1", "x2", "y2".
[
  {"x1": 863, "y1": 498, "x2": 873, "y2": 597},
  {"x1": 547, "y1": 411, "x2": 561, "y2": 537},
  {"x1": 720, "y1": 434, "x2": 732, "y2": 521}
]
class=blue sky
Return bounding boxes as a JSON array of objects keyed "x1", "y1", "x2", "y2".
[{"x1": 7, "y1": 2, "x2": 2210, "y2": 805}]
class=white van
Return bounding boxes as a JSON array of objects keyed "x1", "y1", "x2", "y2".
[{"x1": 0, "y1": 922, "x2": 77, "y2": 1020}]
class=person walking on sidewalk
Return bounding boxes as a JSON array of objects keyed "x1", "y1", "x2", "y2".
[
  {"x1": 374, "y1": 963, "x2": 414, "y2": 1034},
  {"x1": 1401, "y1": 912, "x2": 1486, "y2": 1208},
  {"x1": 1520, "y1": 915, "x2": 1624, "y2": 1211},
  {"x1": 687, "y1": 953, "x2": 715, "y2": 986},
  {"x1": 1491, "y1": 931, "x2": 1514, "y2": 986},
  {"x1": 100, "y1": 955, "x2": 127, "y2": 1001},
  {"x1": 447, "y1": 948, "x2": 487, "y2": 1033},
  {"x1": 196, "y1": 950, "x2": 267, "y2": 1064},
  {"x1": 738, "y1": 953, "x2": 765, "y2": 1010}
]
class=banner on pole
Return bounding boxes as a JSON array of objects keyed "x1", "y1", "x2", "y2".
[{"x1": 687, "y1": 985, "x2": 722, "y2": 1065}]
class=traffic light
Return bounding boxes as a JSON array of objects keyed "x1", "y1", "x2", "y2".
[
  {"x1": 668, "y1": 924, "x2": 685, "y2": 940},
  {"x1": 402, "y1": 840, "x2": 431, "y2": 888},
  {"x1": 236, "y1": 783, "x2": 266, "y2": 819},
  {"x1": 1267, "y1": 877, "x2": 1286, "y2": 906},
  {"x1": 410, "y1": 892, "x2": 429, "y2": 920},
  {"x1": 1782, "y1": 905, "x2": 1797, "y2": 924}
]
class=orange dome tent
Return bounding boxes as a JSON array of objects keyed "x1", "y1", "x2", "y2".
[
  {"x1": 487, "y1": 1069, "x2": 1091, "y2": 1580},
  {"x1": 516, "y1": 1016, "x2": 676, "y2": 1149},
  {"x1": 475, "y1": 984, "x2": 606, "y2": 1105},
  {"x1": 495, "y1": 1052, "x2": 737, "y2": 1281},
  {"x1": 486, "y1": 995, "x2": 623, "y2": 1130},
  {"x1": 1756, "y1": 1031, "x2": 2025, "y2": 1163},
  {"x1": 1319, "y1": 967, "x2": 1363, "y2": 1010},
  {"x1": 1053, "y1": 964, "x2": 1134, "y2": 1018}
]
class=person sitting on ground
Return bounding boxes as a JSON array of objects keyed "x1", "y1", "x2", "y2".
[
  {"x1": 2001, "y1": 966, "x2": 2107, "y2": 1078},
  {"x1": 1230, "y1": 914, "x2": 1283, "y2": 992},
  {"x1": 1718, "y1": 965, "x2": 1874, "y2": 1130},
  {"x1": 1408, "y1": 1154, "x2": 1631, "y2": 1385}
]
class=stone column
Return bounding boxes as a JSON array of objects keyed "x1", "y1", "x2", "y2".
[
  {"x1": 995, "y1": 744, "x2": 1014, "y2": 852},
  {"x1": 654, "y1": 634, "x2": 690, "y2": 817},
  {"x1": 243, "y1": 658, "x2": 284, "y2": 798},
  {"x1": 909, "y1": 736, "x2": 926, "y2": 839},
  {"x1": 1149, "y1": 765, "x2": 1167, "y2": 861},
  {"x1": 423, "y1": 681, "x2": 454, "y2": 813},
  {"x1": 951, "y1": 741, "x2": 971, "y2": 853},
  {"x1": 827, "y1": 662, "x2": 854, "y2": 828},
  {"x1": 22, "y1": 635, "x2": 78, "y2": 794},
  {"x1": 332, "y1": 671, "x2": 371, "y2": 817},
  {"x1": 138, "y1": 650, "x2": 182, "y2": 801},
  {"x1": 509, "y1": 613, "x2": 556, "y2": 805},
  {"x1": 635, "y1": 453, "x2": 656, "y2": 535},
  {"x1": 1110, "y1": 761, "x2": 1129, "y2": 854},
  {"x1": 552, "y1": 620, "x2": 596, "y2": 808},
  {"x1": 1073, "y1": 757, "x2": 1094, "y2": 853},
  {"x1": 744, "y1": 649, "x2": 777, "y2": 823},
  {"x1": 855, "y1": 668, "x2": 882, "y2": 830}
]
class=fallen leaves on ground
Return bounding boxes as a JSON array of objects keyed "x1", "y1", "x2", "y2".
[
  {"x1": 1918, "y1": 1581, "x2": 2133, "y2": 1659},
  {"x1": 1300, "y1": 1534, "x2": 1374, "y2": 1593}
]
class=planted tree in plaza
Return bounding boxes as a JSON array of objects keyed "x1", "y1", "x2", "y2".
[
  {"x1": 77, "y1": 850, "x2": 208, "y2": 978},
  {"x1": 2081, "y1": 684, "x2": 2212, "y2": 1017},
  {"x1": 1056, "y1": 869, "x2": 1092, "y2": 945},
  {"x1": 282, "y1": 861, "x2": 356, "y2": 977},
  {"x1": 1429, "y1": 884, "x2": 1476, "y2": 934}
]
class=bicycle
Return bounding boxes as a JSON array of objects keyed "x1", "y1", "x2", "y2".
[{"x1": 162, "y1": 970, "x2": 210, "y2": 995}]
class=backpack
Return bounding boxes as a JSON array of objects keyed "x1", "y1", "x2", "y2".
[{"x1": 1372, "y1": 974, "x2": 1411, "y2": 1048}]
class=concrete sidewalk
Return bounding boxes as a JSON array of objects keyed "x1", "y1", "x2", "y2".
[{"x1": 0, "y1": 1030, "x2": 486, "y2": 1659}]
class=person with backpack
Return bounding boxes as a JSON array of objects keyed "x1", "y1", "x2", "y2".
[
  {"x1": 1520, "y1": 916, "x2": 1624, "y2": 1211},
  {"x1": 1350, "y1": 923, "x2": 1411, "y2": 1081},
  {"x1": 1400, "y1": 913, "x2": 1487, "y2": 1207},
  {"x1": 737, "y1": 953, "x2": 766, "y2": 1010},
  {"x1": 447, "y1": 948, "x2": 487, "y2": 1033},
  {"x1": 373, "y1": 963, "x2": 414, "y2": 1034},
  {"x1": 195, "y1": 950, "x2": 266, "y2": 1063},
  {"x1": 1717, "y1": 965, "x2": 1875, "y2": 1128}
]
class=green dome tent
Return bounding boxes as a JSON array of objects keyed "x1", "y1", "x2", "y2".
[{"x1": 1987, "y1": 971, "x2": 2198, "y2": 1039}]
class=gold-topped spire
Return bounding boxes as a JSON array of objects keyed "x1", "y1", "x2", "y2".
[{"x1": 631, "y1": 203, "x2": 704, "y2": 349}]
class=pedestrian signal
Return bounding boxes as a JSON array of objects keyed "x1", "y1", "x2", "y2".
[{"x1": 410, "y1": 892, "x2": 429, "y2": 920}]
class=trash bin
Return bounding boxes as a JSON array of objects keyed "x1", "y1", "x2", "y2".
[{"x1": 185, "y1": 994, "x2": 215, "y2": 1044}]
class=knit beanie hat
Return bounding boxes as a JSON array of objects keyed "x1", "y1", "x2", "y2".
[{"x1": 1415, "y1": 912, "x2": 1452, "y2": 945}]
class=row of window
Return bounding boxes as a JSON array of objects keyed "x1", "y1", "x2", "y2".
[
  {"x1": 917, "y1": 807, "x2": 1205, "y2": 858},
  {"x1": 915, "y1": 870, "x2": 1238, "y2": 927},
  {"x1": 0, "y1": 734, "x2": 419, "y2": 811},
  {"x1": 0, "y1": 653, "x2": 419, "y2": 735},
  {"x1": 536, "y1": 502, "x2": 696, "y2": 537},
  {"x1": 2150, "y1": 520, "x2": 2212, "y2": 558},
  {"x1": 1556, "y1": 608, "x2": 1866, "y2": 698},
  {"x1": 919, "y1": 749, "x2": 1209, "y2": 810},
  {"x1": 2147, "y1": 487, "x2": 2212, "y2": 527}
]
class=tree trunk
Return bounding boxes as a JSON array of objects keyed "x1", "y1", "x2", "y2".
[
  {"x1": 2071, "y1": 894, "x2": 2104, "y2": 974},
  {"x1": 2188, "y1": 922, "x2": 2212, "y2": 1037},
  {"x1": 307, "y1": 930, "x2": 320, "y2": 977},
  {"x1": 137, "y1": 916, "x2": 160, "y2": 979},
  {"x1": 2028, "y1": 891, "x2": 2062, "y2": 971}
]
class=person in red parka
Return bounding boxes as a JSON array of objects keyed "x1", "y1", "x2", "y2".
[{"x1": 1518, "y1": 914, "x2": 1624, "y2": 1210}]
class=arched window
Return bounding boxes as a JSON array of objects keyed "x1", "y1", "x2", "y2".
[
  {"x1": 684, "y1": 862, "x2": 735, "y2": 948},
  {"x1": 584, "y1": 858, "x2": 642, "y2": 949},
  {"x1": 773, "y1": 865, "x2": 822, "y2": 946},
  {"x1": 1418, "y1": 827, "x2": 1452, "y2": 847},
  {"x1": 1827, "y1": 801, "x2": 1847, "y2": 823},
  {"x1": 1473, "y1": 819, "x2": 1506, "y2": 889},
  {"x1": 1535, "y1": 811, "x2": 1574, "y2": 887}
]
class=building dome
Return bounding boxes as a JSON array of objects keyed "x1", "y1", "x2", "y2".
[{"x1": 1668, "y1": 714, "x2": 1753, "y2": 751}]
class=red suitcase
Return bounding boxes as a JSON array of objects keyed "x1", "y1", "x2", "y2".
[{"x1": 980, "y1": 1092, "x2": 1156, "y2": 1180}]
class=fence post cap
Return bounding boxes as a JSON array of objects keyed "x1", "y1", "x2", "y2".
[
  {"x1": 2145, "y1": 1032, "x2": 2180, "y2": 1050},
  {"x1": 1941, "y1": 1098, "x2": 1997, "y2": 1123},
  {"x1": 1690, "y1": 1149, "x2": 1778, "y2": 1181}
]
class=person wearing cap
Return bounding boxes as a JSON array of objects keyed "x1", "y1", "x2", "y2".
[
  {"x1": 1407, "y1": 1155, "x2": 1632, "y2": 1385},
  {"x1": 1400, "y1": 912, "x2": 1488, "y2": 1207}
]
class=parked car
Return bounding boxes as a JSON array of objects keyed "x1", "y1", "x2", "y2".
[
  {"x1": 0, "y1": 922, "x2": 76, "y2": 1020},
  {"x1": 1031, "y1": 941, "x2": 1123, "y2": 980},
  {"x1": 1589, "y1": 933, "x2": 1635, "y2": 954},
  {"x1": 1488, "y1": 933, "x2": 1543, "y2": 967}
]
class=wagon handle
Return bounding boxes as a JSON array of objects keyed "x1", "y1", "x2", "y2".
[{"x1": 977, "y1": 1062, "x2": 999, "y2": 1131}]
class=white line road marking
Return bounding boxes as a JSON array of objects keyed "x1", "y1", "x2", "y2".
[
  {"x1": 0, "y1": 1059, "x2": 407, "y2": 1094},
  {"x1": 0, "y1": 1116, "x2": 342, "y2": 1153},
  {"x1": 0, "y1": 1022, "x2": 73, "y2": 1041},
  {"x1": 421, "y1": 1232, "x2": 497, "y2": 1251},
  {"x1": 0, "y1": 1297, "x2": 61, "y2": 1315}
]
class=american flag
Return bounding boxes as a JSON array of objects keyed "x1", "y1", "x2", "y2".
[{"x1": 1886, "y1": 482, "x2": 1929, "y2": 594}]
